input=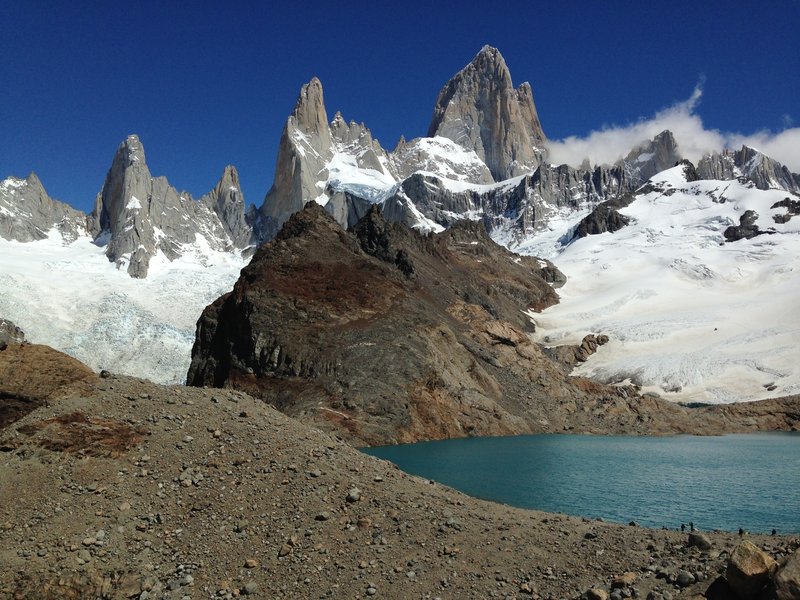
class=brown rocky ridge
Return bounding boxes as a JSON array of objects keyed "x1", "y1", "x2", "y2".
[
  {"x1": 187, "y1": 203, "x2": 800, "y2": 446},
  {"x1": 2, "y1": 339, "x2": 799, "y2": 599}
]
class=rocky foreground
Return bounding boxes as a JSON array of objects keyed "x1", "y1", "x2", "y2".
[{"x1": 1, "y1": 342, "x2": 799, "y2": 600}]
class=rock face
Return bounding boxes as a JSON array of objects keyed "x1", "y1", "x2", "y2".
[
  {"x1": 198, "y1": 165, "x2": 253, "y2": 250},
  {"x1": 258, "y1": 78, "x2": 333, "y2": 238},
  {"x1": 570, "y1": 193, "x2": 636, "y2": 241},
  {"x1": 258, "y1": 79, "x2": 395, "y2": 241},
  {"x1": 187, "y1": 203, "x2": 596, "y2": 444},
  {"x1": 187, "y1": 204, "x2": 800, "y2": 444},
  {"x1": 427, "y1": 45, "x2": 547, "y2": 181},
  {"x1": 89, "y1": 135, "x2": 254, "y2": 277},
  {"x1": 623, "y1": 130, "x2": 683, "y2": 183},
  {"x1": 0, "y1": 173, "x2": 88, "y2": 243},
  {"x1": 698, "y1": 146, "x2": 800, "y2": 192}
]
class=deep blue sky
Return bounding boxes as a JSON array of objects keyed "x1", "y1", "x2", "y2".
[{"x1": 2, "y1": 1, "x2": 798, "y2": 213}]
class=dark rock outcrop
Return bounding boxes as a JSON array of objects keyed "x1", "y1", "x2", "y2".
[
  {"x1": 771, "y1": 197, "x2": 800, "y2": 224},
  {"x1": 723, "y1": 210, "x2": 775, "y2": 242},
  {"x1": 188, "y1": 204, "x2": 800, "y2": 445},
  {"x1": 545, "y1": 334, "x2": 610, "y2": 369},
  {"x1": 571, "y1": 192, "x2": 636, "y2": 240},
  {"x1": 186, "y1": 203, "x2": 600, "y2": 444}
]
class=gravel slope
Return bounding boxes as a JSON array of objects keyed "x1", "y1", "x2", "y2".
[{"x1": 1, "y1": 352, "x2": 798, "y2": 599}]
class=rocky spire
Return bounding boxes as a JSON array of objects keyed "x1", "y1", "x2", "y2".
[
  {"x1": 259, "y1": 77, "x2": 335, "y2": 234},
  {"x1": 200, "y1": 165, "x2": 252, "y2": 249},
  {"x1": 622, "y1": 130, "x2": 682, "y2": 183},
  {"x1": 292, "y1": 77, "x2": 331, "y2": 151},
  {"x1": 427, "y1": 45, "x2": 547, "y2": 181},
  {"x1": 90, "y1": 135, "x2": 159, "y2": 277},
  {"x1": 91, "y1": 135, "x2": 252, "y2": 278}
]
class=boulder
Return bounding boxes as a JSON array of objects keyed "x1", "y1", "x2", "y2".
[
  {"x1": 687, "y1": 532, "x2": 712, "y2": 551},
  {"x1": 611, "y1": 572, "x2": 637, "y2": 589},
  {"x1": 725, "y1": 541, "x2": 778, "y2": 599},
  {"x1": 774, "y1": 547, "x2": 800, "y2": 600}
]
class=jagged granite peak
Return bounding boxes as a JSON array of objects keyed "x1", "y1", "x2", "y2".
[
  {"x1": 329, "y1": 111, "x2": 392, "y2": 174},
  {"x1": 91, "y1": 135, "x2": 251, "y2": 278},
  {"x1": 696, "y1": 148, "x2": 738, "y2": 181},
  {"x1": 381, "y1": 160, "x2": 630, "y2": 244},
  {"x1": 622, "y1": 130, "x2": 682, "y2": 183},
  {"x1": 427, "y1": 45, "x2": 547, "y2": 181},
  {"x1": 733, "y1": 146, "x2": 800, "y2": 192},
  {"x1": 697, "y1": 146, "x2": 800, "y2": 193},
  {"x1": 0, "y1": 172, "x2": 88, "y2": 243},
  {"x1": 259, "y1": 77, "x2": 335, "y2": 234},
  {"x1": 259, "y1": 78, "x2": 396, "y2": 240},
  {"x1": 292, "y1": 76, "x2": 331, "y2": 147},
  {"x1": 199, "y1": 165, "x2": 252, "y2": 249}
]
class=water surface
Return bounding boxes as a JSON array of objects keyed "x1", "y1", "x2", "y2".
[{"x1": 363, "y1": 433, "x2": 800, "y2": 533}]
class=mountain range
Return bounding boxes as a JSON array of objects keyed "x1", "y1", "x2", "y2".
[{"x1": 2, "y1": 45, "x2": 799, "y2": 402}]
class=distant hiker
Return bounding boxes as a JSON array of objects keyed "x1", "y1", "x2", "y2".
[
  {"x1": 689, "y1": 522, "x2": 695, "y2": 531},
  {"x1": 739, "y1": 528, "x2": 744, "y2": 536},
  {"x1": 772, "y1": 528, "x2": 777, "y2": 536},
  {"x1": 681, "y1": 524, "x2": 685, "y2": 532}
]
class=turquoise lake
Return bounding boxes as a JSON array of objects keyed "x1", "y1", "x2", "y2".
[{"x1": 362, "y1": 433, "x2": 800, "y2": 533}]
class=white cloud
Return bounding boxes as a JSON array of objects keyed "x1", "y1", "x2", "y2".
[{"x1": 547, "y1": 85, "x2": 800, "y2": 173}]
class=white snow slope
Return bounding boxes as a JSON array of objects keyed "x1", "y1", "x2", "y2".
[
  {"x1": 523, "y1": 166, "x2": 800, "y2": 404},
  {"x1": 0, "y1": 229, "x2": 245, "y2": 384}
]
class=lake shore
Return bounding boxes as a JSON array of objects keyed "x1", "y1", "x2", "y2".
[{"x1": 1, "y1": 350, "x2": 798, "y2": 598}]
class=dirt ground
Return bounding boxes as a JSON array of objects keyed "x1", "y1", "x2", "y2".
[{"x1": 1, "y1": 368, "x2": 797, "y2": 599}]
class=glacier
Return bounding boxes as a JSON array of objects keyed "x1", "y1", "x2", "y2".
[{"x1": 0, "y1": 228, "x2": 245, "y2": 384}]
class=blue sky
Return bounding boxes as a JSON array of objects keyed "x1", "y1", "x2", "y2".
[{"x1": 2, "y1": 1, "x2": 799, "y2": 213}]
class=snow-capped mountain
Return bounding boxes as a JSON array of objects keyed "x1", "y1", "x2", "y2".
[
  {"x1": 2, "y1": 45, "x2": 799, "y2": 403},
  {"x1": 89, "y1": 135, "x2": 255, "y2": 277},
  {"x1": 255, "y1": 46, "x2": 684, "y2": 247}
]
